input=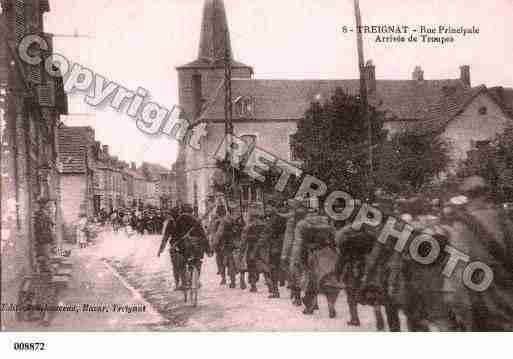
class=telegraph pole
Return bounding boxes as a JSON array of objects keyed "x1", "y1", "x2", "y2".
[
  {"x1": 354, "y1": 0, "x2": 374, "y2": 200},
  {"x1": 223, "y1": 28, "x2": 235, "y2": 212},
  {"x1": 224, "y1": 30, "x2": 233, "y2": 138}
]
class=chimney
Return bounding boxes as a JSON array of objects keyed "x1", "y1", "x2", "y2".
[
  {"x1": 102, "y1": 145, "x2": 109, "y2": 156},
  {"x1": 364, "y1": 60, "x2": 376, "y2": 93},
  {"x1": 131, "y1": 162, "x2": 136, "y2": 171},
  {"x1": 460, "y1": 65, "x2": 471, "y2": 87},
  {"x1": 412, "y1": 66, "x2": 424, "y2": 81},
  {"x1": 94, "y1": 141, "x2": 101, "y2": 159}
]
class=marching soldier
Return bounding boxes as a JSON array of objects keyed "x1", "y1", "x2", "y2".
[
  {"x1": 439, "y1": 176, "x2": 513, "y2": 331},
  {"x1": 214, "y1": 203, "x2": 245, "y2": 288},
  {"x1": 279, "y1": 199, "x2": 307, "y2": 305},
  {"x1": 293, "y1": 197, "x2": 341, "y2": 318},
  {"x1": 208, "y1": 205, "x2": 228, "y2": 284},
  {"x1": 240, "y1": 203, "x2": 266, "y2": 292},
  {"x1": 256, "y1": 197, "x2": 287, "y2": 298}
]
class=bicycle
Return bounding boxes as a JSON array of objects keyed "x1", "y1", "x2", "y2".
[{"x1": 183, "y1": 257, "x2": 201, "y2": 307}]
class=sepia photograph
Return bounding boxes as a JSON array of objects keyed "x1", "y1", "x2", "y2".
[{"x1": 1, "y1": 1, "x2": 513, "y2": 353}]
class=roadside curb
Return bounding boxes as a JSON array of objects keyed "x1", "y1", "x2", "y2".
[{"x1": 101, "y1": 259, "x2": 164, "y2": 325}]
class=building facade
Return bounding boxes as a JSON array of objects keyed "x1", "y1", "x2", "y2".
[
  {"x1": 58, "y1": 128, "x2": 176, "y2": 221},
  {"x1": 177, "y1": 0, "x2": 513, "y2": 215},
  {"x1": 1, "y1": 0, "x2": 68, "y2": 329}
]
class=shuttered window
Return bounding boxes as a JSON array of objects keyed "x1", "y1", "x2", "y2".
[
  {"x1": 37, "y1": 80, "x2": 55, "y2": 107},
  {"x1": 28, "y1": 64, "x2": 42, "y2": 84},
  {"x1": 15, "y1": 0, "x2": 26, "y2": 43}
]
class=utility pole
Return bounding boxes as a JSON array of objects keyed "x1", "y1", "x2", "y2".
[
  {"x1": 354, "y1": 0, "x2": 374, "y2": 201},
  {"x1": 224, "y1": 29, "x2": 233, "y2": 139},
  {"x1": 223, "y1": 28, "x2": 242, "y2": 215}
]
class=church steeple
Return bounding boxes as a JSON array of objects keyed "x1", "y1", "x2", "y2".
[
  {"x1": 177, "y1": 0, "x2": 252, "y2": 70},
  {"x1": 198, "y1": 0, "x2": 232, "y2": 62}
]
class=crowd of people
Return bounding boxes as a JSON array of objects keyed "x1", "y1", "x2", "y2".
[
  {"x1": 157, "y1": 175, "x2": 513, "y2": 331},
  {"x1": 98, "y1": 207, "x2": 166, "y2": 236}
]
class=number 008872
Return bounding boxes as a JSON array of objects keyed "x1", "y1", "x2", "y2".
[{"x1": 13, "y1": 342, "x2": 46, "y2": 351}]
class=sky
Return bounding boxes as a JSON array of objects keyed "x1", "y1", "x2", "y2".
[{"x1": 43, "y1": 0, "x2": 513, "y2": 167}]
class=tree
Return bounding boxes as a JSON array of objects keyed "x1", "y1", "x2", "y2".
[
  {"x1": 293, "y1": 88, "x2": 387, "y2": 199},
  {"x1": 459, "y1": 124, "x2": 513, "y2": 202},
  {"x1": 376, "y1": 130, "x2": 451, "y2": 193}
]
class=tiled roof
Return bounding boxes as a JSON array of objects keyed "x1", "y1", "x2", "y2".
[
  {"x1": 58, "y1": 126, "x2": 94, "y2": 174},
  {"x1": 142, "y1": 162, "x2": 170, "y2": 174},
  {"x1": 489, "y1": 87, "x2": 513, "y2": 118},
  {"x1": 124, "y1": 168, "x2": 146, "y2": 180},
  {"x1": 414, "y1": 85, "x2": 487, "y2": 134},
  {"x1": 201, "y1": 78, "x2": 465, "y2": 121},
  {"x1": 387, "y1": 85, "x2": 513, "y2": 135}
]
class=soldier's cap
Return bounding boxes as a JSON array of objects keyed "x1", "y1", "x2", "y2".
[{"x1": 458, "y1": 175, "x2": 489, "y2": 194}]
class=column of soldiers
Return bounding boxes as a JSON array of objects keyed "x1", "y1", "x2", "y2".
[
  {"x1": 163, "y1": 174, "x2": 513, "y2": 331},
  {"x1": 206, "y1": 195, "x2": 345, "y2": 318}
]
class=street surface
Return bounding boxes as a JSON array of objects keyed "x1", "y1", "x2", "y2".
[{"x1": 49, "y1": 229, "x2": 405, "y2": 331}]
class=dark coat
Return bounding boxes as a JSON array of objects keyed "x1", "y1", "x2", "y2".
[
  {"x1": 34, "y1": 210, "x2": 54, "y2": 245},
  {"x1": 442, "y1": 202, "x2": 513, "y2": 331}
]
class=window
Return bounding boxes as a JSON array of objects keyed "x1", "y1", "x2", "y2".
[
  {"x1": 475, "y1": 140, "x2": 490, "y2": 149},
  {"x1": 192, "y1": 74, "x2": 202, "y2": 116},
  {"x1": 235, "y1": 96, "x2": 255, "y2": 118},
  {"x1": 93, "y1": 173, "x2": 100, "y2": 188},
  {"x1": 478, "y1": 106, "x2": 487, "y2": 115}
]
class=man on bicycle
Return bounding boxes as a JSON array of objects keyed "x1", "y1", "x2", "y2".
[{"x1": 158, "y1": 204, "x2": 211, "y2": 290}]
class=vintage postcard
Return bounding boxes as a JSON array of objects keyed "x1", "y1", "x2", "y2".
[{"x1": 1, "y1": 0, "x2": 513, "y2": 342}]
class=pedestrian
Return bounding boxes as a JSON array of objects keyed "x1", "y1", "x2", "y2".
[
  {"x1": 33, "y1": 198, "x2": 55, "y2": 274},
  {"x1": 77, "y1": 213, "x2": 88, "y2": 249},
  {"x1": 111, "y1": 210, "x2": 119, "y2": 233}
]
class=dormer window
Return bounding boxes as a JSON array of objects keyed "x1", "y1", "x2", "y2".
[{"x1": 234, "y1": 96, "x2": 255, "y2": 118}]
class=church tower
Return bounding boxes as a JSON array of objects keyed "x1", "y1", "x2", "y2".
[
  {"x1": 177, "y1": 0, "x2": 253, "y2": 120},
  {"x1": 175, "y1": 0, "x2": 253, "y2": 207}
]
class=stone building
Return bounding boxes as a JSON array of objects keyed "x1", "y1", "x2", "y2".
[
  {"x1": 140, "y1": 162, "x2": 176, "y2": 208},
  {"x1": 58, "y1": 127, "x2": 175, "y2": 219},
  {"x1": 176, "y1": 0, "x2": 513, "y2": 215},
  {"x1": 1, "y1": 0, "x2": 68, "y2": 328},
  {"x1": 58, "y1": 126, "x2": 95, "y2": 226}
]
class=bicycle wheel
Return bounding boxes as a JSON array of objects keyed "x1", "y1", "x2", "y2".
[
  {"x1": 183, "y1": 265, "x2": 191, "y2": 303},
  {"x1": 191, "y1": 267, "x2": 199, "y2": 307}
]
